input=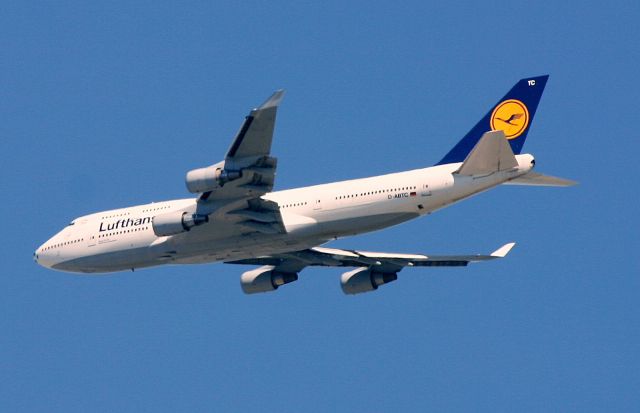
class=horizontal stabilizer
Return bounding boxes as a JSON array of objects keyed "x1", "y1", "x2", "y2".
[
  {"x1": 456, "y1": 130, "x2": 518, "y2": 176},
  {"x1": 504, "y1": 171, "x2": 577, "y2": 187}
]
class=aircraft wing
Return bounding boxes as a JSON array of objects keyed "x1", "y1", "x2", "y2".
[
  {"x1": 199, "y1": 90, "x2": 284, "y2": 203},
  {"x1": 226, "y1": 242, "x2": 516, "y2": 273},
  {"x1": 186, "y1": 91, "x2": 287, "y2": 235}
]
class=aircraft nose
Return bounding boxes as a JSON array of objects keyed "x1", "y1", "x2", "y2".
[
  {"x1": 34, "y1": 243, "x2": 54, "y2": 269},
  {"x1": 34, "y1": 245, "x2": 44, "y2": 266}
]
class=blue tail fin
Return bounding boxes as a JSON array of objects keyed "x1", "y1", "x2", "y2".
[{"x1": 437, "y1": 75, "x2": 549, "y2": 165}]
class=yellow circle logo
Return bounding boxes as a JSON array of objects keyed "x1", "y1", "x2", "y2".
[{"x1": 490, "y1": 99, "x2": 530, "y2": 139}]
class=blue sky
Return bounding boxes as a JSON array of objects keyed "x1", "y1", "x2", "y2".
[{"x1": 2, "y1": 1, "x2": 639, "y2": 411}]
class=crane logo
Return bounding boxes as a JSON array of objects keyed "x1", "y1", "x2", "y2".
[{"x1": 490, "y1": 99, "x2": 529, "y2": 139}]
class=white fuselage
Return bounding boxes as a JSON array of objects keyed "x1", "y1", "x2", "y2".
[{"x1": 34, "y1": 154, "x2": 534, "y2": 273}]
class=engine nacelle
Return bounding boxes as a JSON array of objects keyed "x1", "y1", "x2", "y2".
[
  {"x1": 185, "y1": 161, "x2": 242, "y2": 193},
  {"x1": 152, "y1": 211, "x2": 209, "y2": 237},
  {"x1": 241, "y1": 265, "x2": 299, "y2": 294},
  {"x1": 340, "y1": 267, "x2": 398, "y2": 295}
]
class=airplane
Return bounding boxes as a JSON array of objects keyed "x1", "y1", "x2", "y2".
[{"x1": 34, "y1": 75, "x2": 575, "y2": 295}]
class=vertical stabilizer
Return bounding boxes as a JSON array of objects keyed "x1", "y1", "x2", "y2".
[{"x1": 438, "y1": 75, "x2": 548, "y2": 165}]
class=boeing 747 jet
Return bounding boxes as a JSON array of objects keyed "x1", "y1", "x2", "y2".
[{"x1": 35, "y1": 76, "x2": 574, "y2": 294}]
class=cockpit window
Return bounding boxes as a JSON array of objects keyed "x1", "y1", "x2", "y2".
[{"x1": 68, "y1": 222, "x2": 75, "y2": 226}]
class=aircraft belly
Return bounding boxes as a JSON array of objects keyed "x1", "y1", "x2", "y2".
[
  {"x1": 167, "y1": 232, "x2": 323, "y2": 265},
  {"x1": 320, "y1": 212, "x2": 419, "y2": 238},
  {"x1": 52, "y1": 245, "x2": 159, "y2": 273}
]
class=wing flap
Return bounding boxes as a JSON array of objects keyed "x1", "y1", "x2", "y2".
[{"x1": 228, "y1": 197, "x2": 286, "y2": 235}]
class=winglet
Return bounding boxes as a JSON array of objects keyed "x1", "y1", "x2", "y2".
[
  {"x1": 491, "y1": 242, "x2": 516, "y2": 258},
  {"x1": 257, "y1": 89, "x2": 285, "y2": 110}
]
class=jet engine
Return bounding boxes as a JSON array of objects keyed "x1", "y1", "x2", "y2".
[
  {"x1": 241, "y1": 265, "x2": 299, "y2": 294},
  {"x1": 185, "y1": 161, "x2": 241, "y2": 193},
  {"x1": 152, "y1": 211, "x2": 208, "y2": 237},
  {"x1": 340, "y1": 267, "x2": 398, "y2": 295}
]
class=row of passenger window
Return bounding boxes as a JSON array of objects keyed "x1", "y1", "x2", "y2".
[
  {"x1": 141, "y1": 205, "x2": 171, "y2": 213},
  {"x1": 101, "y1": 204, "x2": 171, "y2": 220},
  {"x1": 281, "y1": 202, "x2": 308, "y2": 209},
  {"x1": 42, "y1": 238, "x2": 84, "y2": 251},
  {"x1": 98, "y1": 227, "x2": 149, "y2": 238},
  {"x1": 335, "y1": 186, "x2": 417, "y2": 200},
  {"x1": 101, "y1": 212, "x2": 131, "y2": 220}
]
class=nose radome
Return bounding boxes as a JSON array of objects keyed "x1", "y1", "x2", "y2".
[
  {"x1": 34, "y1": 243, "x2": 55, "y2": 269},
  {"x1": 34, "y1": 245, "x2": 45, "y2": 267}
]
